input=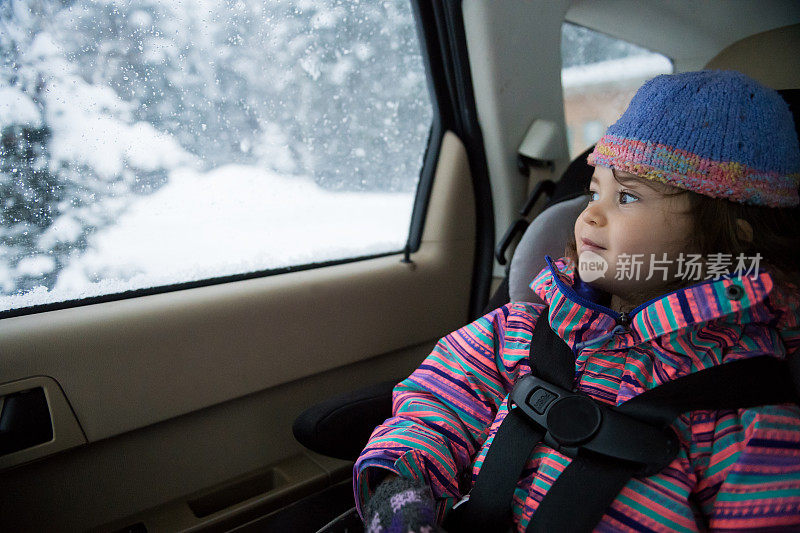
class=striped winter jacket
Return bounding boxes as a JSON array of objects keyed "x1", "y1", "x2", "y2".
[{"x1": 354, "y1": 257, "x2": 800, "y2": 532}]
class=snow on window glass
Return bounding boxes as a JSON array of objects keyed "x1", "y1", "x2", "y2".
[
  {"x1": 0, "y1": 0, "x2": 433, "y2": 313},
  {"x1": 561, "y1": 23, "x2": 672, "y2": 159}
]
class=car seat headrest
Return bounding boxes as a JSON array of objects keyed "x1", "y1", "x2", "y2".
[
  {"x1": 704, "y1": 24, "x2": 800, "y2": 143},
  {"x1": 509, "y1": 195, "x2": 587, "y2": 303},
  {"x1": 704, "y1": 24, "x2": 800, "y2": 91}
]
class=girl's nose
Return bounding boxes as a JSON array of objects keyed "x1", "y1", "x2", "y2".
[{"x1": 581, "y1": 203, "x2": 606, "y2": 226}]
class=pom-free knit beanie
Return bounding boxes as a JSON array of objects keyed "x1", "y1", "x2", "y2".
[{"x1": 588, "y1": 70, "x2": 800, "y2": 207}]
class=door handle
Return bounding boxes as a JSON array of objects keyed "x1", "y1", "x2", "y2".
[
  {"x1": 0, "y1": 387, "x2": 54, "y2": 456},
  {"x1": 0, "y1": 376, "x2": 86, "y2": 470}
]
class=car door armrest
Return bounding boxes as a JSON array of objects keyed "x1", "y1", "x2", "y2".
[{"x1": 292, "y1": 380, "x2": 397, "y2": 461}]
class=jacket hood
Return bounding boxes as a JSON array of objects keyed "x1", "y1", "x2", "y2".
[{"x1": 530, "y1": 256, "x2": 800, "y2": 353}]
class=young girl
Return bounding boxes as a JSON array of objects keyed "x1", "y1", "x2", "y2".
[{"x1": 355, "y1": 70, "x2": 800, "y2": 532}]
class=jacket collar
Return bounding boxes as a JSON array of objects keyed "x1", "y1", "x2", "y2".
[{"x1": 530, "y1": 256, "x2": 783, "y2": 351}]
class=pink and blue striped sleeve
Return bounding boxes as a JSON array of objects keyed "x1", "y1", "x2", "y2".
[
  {"x1": 690, "y1": 316, "x2": 800, "y2": 531},
  {"x1": 353, "y1": 302, "x2": 541, "y2": 520}
]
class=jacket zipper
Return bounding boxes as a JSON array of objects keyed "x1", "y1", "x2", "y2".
[{"x1": 545, "y1": 256, "x2": 633, "y2": 326}]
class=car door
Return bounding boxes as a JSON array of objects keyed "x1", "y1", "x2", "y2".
[{"x1": 0, "y1": 1, "x2": 493, "y2": 531}]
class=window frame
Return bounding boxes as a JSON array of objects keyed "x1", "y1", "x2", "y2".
[
  {"x1": 414, "y1": 0, "x2": 495, "y2": 320},
  {"x1": 0, "y1": 0, "x2": 452, "y2": 320}
]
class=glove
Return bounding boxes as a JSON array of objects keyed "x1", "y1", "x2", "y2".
[{"x1": 364, "y1": 475, "x2": 444, "y2": 533}]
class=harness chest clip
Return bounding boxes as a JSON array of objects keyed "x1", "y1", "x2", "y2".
[{"x1": 510, "y1": 374, "x2": 679, "y2": 476}]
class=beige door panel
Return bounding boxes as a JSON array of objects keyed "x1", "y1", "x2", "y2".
[{"x1": 0, "y1": 341, "x2": 431, "y2": 532}]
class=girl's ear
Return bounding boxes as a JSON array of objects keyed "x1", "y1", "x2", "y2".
[{"x1": 736, "y1": 218, "x2": 754, "y2": 243}]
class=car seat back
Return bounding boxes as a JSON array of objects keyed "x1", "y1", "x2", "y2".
[{"x1": 509, "y1": 195, "x2": 586, "y2": 303}]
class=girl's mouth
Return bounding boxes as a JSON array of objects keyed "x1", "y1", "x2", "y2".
[{"x1": 580, "y1": 238, "x2": 606, "y2": 251}]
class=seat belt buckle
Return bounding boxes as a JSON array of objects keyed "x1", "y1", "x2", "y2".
[
  {"x1": 511, "y1": 374, "x2": 679, "y2": 476},
  {"x1": 511, "y1": 375, "x2": 601, "y2": 447}
]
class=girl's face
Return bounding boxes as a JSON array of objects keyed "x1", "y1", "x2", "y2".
[{"x1": 574, "y1": 166, "x2": 694, "y2": 304}]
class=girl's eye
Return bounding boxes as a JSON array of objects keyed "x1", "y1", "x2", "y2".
[
  {"x1": 586, "y1": 189, "x2": 599, "y2": 202},
  {"x1": 619, "y1": 191, "x2": 639, "y2": 204}
]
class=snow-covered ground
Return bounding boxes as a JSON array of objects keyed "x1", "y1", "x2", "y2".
[{"x1": 0, "y1": 165, "x2": 414, "y2": 311}]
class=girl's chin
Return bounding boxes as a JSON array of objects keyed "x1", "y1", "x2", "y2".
[{"x1": 576, "y1": 250, "x2": 610, "y2": 284}]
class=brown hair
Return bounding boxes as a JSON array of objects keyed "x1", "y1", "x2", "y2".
[{"x1": 686, "y1": 193, "x2": 800, "y2": 288}]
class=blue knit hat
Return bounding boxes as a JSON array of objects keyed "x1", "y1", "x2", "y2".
[{"x1": 588, "y1": 70, "x2": 800, "y2": 207}]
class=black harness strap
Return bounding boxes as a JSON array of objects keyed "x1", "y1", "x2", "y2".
[
  {"x1": 620, "y1": 355, "x2": 800, "y2": 425},
  {"x1": 443, "y1": 409, "x2": 543, "y2": 533},
  {"x1": 443, "y1": 310, "x2": 574, "y2": 533},
  {"x1": 527, "y1": 454, "x2": 638, "y2": 533}
]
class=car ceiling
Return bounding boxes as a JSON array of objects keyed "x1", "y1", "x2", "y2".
[{"x1": 567, "y1": 0, "x2": 800, "y2": 71}]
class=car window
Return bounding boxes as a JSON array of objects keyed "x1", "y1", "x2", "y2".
[
  {"x1": 561, "y1": 22, "x2": 672, "y2": 159},
  {"x1": 0, "y1": 0, "x2": 433, "y2": 314}
]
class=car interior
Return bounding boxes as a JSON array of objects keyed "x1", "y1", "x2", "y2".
[{"x1": 1, "y1": 1, "x2": 799, "y2": 532}]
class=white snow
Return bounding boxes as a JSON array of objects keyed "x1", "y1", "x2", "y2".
[
  {"x1": 354, "y1": 43, "x2": 373, "y2": 62},
  {"x1": 37, "y1": 215, "x2": 84, "y2": 250},
  {"x1": 16, "y1": 255, "x2": 56, "y2": 276},
  {"x1": 27, "y1": 32, "x2": 62, "y2": 61},
  {"x1": 44, "y1": 75, "x2": 195, "y2": 179},
  {"x1": 311, "y1": 9, "x2": 340, "y2": 30},
  {"x1": 0, "y1": 86, "x2": 42, "y2": 129},
  {"x1": 124, "y1": 122, "x2": 195, "y2": 172},
  {"x1": 329, "y1": 57, "x2": 355, "y2": 85},
  {"x1": 254, "y1": 123, "x2": 297, "y2": 174},
  {"x1": 0, "y1": 261, "x2": 14, "y2": 292},
  {"x1": 299, "y1": 55, "x2": 322, "y2": 81},
  {"x1": 0, "y1": 164, "x2": 415, "y2": 311},
  {"x1": 561, "y1": 54, "x2": 673, "y2": 89},
  {"x1": 129, "y1": 9, "x2": 154, "y2": 29}
]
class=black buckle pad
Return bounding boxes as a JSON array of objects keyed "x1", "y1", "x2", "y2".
[{"x1": 511, "y1": 374, "x2": 679, "y2": 476}]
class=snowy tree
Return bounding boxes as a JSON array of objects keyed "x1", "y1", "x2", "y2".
[
  {"x1": 1, "y1": 0, "x2": 194, "y2": 293},
  {"x1": 245, "y1": 0, "x2": 431, "y2": 191}
]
